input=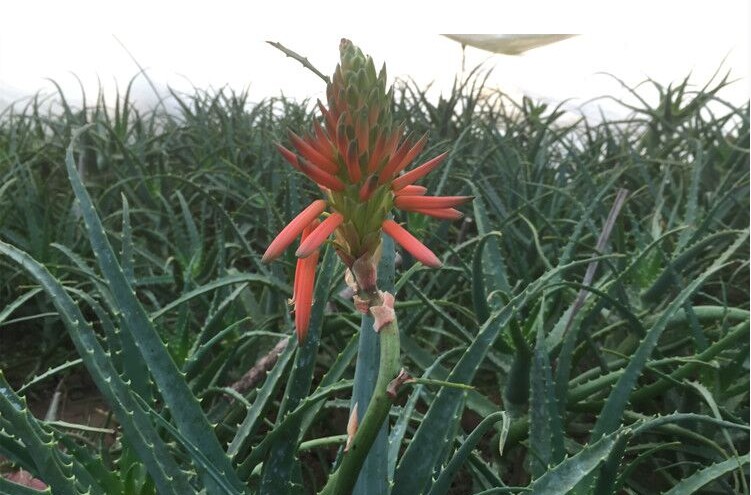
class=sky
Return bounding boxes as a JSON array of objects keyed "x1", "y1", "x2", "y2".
[{"x1": 1, "y1": 1, "x2": 748, "y2": 122}]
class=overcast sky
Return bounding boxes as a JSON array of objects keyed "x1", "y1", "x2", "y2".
[{"x1": 1, "y1": 1, "x2": 748, "y2": 122}]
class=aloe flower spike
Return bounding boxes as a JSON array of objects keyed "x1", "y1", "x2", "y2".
[{"x1": 264, "y1": 38, "x2": 468, "y2": 341}]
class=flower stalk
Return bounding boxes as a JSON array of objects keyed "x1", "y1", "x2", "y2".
[{"x1": 319, "y1": 290, "x2": 401, "y2": 495}]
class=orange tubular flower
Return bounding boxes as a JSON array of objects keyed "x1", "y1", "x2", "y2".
[
  {"x1": 263, "y1": 39, "x2": 472, "y2": 340},
  {"x1": 262, "y1": 199, "x2": 328, "y2": 263},
  {"x1": 381, "y1": 220, "x2": 442, "y2": 268},
  {"x1": 293, "y1": 221, "x2": 320, "y2": 342}
]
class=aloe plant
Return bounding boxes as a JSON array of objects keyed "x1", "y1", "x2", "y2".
[{"x1": 0, "y1": 38, "x2": 747, "y2": 495}]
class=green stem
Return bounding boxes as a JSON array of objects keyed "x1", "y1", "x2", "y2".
[{"x1": 319, "y1": 306, "x2": 401, "y2": 495}]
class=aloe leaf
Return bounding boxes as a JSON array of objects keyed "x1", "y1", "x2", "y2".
[
  {"x1": 399, "y1": 333, "x2": 501, "y2": 419},
  {"x1": 184, "y1": 313, "x2": 251, "y2": 381},
  {"x1": 661, "y1": 454, "x2": 749, "y2": 495},
  {"x1": 529, "y1": 307, "x2": 564, "y2": 478},
  {"x1": 176, "y1": 189, "x2": 201, "y2": 259},
  {"x1": 674, "y1": 140, "x2": 703, "y2": 253},
  {"x1": 0, "y1": 287, "x2": 42, "y2": 325},
  {"x1": 0, "y1": 430, "x2": 36, "y2": 472},
  {"x1": 388, "y1": 348, "x2": 463, "y2": 481},
  {"x1": 592, "y1": 229, "x2": 748, "y2": 441},
  {"x1": 64, "y1": 127, "x2": 245, "y2": 494},
  {"x1": 259, "y1": 246, "x2": 337, "y2": 494},
  {"x1": 132, "y1": 393, "x2": 253, "y2": 495},
  {"x1": 298, "y1": 330, "x2": 360, "y2": 437},
  {"x1": 568, "y1": 320, "x2": 748, "y2": 405},
  {"x1": 57, "y1": 435, "x2": 124, "y2": 495},
  {"x1": 553, "y1": 188, "x2": 629, "y2": 409},
  {"x1": 427, "y1": 411, "x2": 504, "y2": 495},
  {"x1": 0, "y1": 373, "x2": 84, "y2": 495},
  {"x1": 17, "y1": 358, "x2": 83, "y2": 394},
  {"x1": 392, "y1": 256, "x2": 609, "y2": 495},
  {"x1": 407, "y1": 279, "x2": 474, "y2": 342},
  {"x1": 471, "y1": 232, "x2": 503, "y2": 322},
  {"x1": 350, "y1": 232, "x2": 395, "y2": 495},
  {"x1": 469, "y1": 487, "x2": 528, "y2": 494},
  {"x1": 238, "y1": 379, "x2": 354, "y2": 479},
  {"x1": 641, "y1": 230, "x2": 739, "y2": 302},
  {"x1": 469, "y1": 186, "x2": 510, "y2": 295},
  {"x1": 0, "y1": 240, "x2": 194, "y2": 495},
  {"x1": 151, "y1": 272, "x2": 288, "y2": 320},
  {"x1": 228, "y1": 337, "x2": 295, "y2": 460},
  {"x1": 630, "y1": 412, "x2": 749, "y2": 436},
  {"x1": 584, "y1": 231, "x2": 748, "y2": 493},
  {"x1": 186, "y1": 283, "x2": 249, "y2": 361},
  {"x1": 121, "y1": 194, "x2": 135, "y2": 285},
  {"x1": 144, "y1": 172, "x2": 273, "y2": 277},
  {"x1": 527, "y1": 430, "x2": 625, "y2": 494}
]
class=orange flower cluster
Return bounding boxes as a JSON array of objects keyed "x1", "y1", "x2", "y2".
[{"x1": 263, "y1": 39, "x2": 471, "y2": 341}]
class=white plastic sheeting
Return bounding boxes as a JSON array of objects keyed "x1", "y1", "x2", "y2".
[{"x1": 1, "y1": 19, "x2": 747, "y2": 122}]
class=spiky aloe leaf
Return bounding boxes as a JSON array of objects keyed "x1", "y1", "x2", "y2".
[
  {"x1": 579, "y1": 230, "x2": 749, "y2": 493},
  {"x1": 0, "y1": 427, "x2": 37, "y2": 472},
  {"x1": 388, "y1": 348, "x2": 463, "y2": 482},
  {"x1": 426, "y1": 411, "x2": 504, "y2": 495},
  {"x1": 63, "y1": 126, "x2": 246, "y2": 494},
  {"x1": 391, "y1": 255, "x2": 612, "y2": 495},
  {"x1": 259, "y1": 246, "x2": 338, "y2": 494},
  {"x1": 0, "y1": 241, "x2": 194, "y2": 495},
  {"x1": 16, "y1": 359, "x2": 82, "y2": 395},
  {"x1": 592, "y1": 229, "x2": 748, "y2": 441},
  {"x1": 469, "y1": 182, "x2": 510, "y2": 295},
  {"x1": 237, "y1": 379, "x2": 354, "y2": 478},
  {"x1": 121, "y1": 194, "x2": 135, "y2": 285},
  {"x1": 0, "y1": 373, "x2": 84, "y2": 495},
  {"x1": 150, "y1": 272, "x2": 288, "y2": 320},
  {"x1": 527, "y1": 430, "x2": 626, "y2": 494},
  {"x1": 186, "y1": 284, "x2": 249, "y2": 365},
  {"x1": 297, "y1": 330, "x2": 360, "y2": 437},
  {"x1": 553, "y1": 187, "x2": 629, "y2": 410},
  {"x1": 529, "y1": 307, "x2": 564, "y2": 478},
  {"x1": 641, "y1": 230, "x2": 740, "y2": 302},
  {"x1": 227, "y1": 337, "x2": 295, "y2": 460},
  {"x1": 661, "y1": 454, "x2": 749, "y2": 495},
  {"x1": 567, "y1": 320, "x2": 749, "y2": 406},
  {"x1": 0, "y1": 288, "x2": 41, "y2": 325},
  {"x1": 350, "y1": 231, "x2": 395, "y2": 495},
  {"x1": 471, "y1": 232, "x2": 504, "y2": 322}
]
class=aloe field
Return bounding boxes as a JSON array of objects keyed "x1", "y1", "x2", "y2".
[{"x1": 0, "y1": 40, "x2": 748, "y2": 495}]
